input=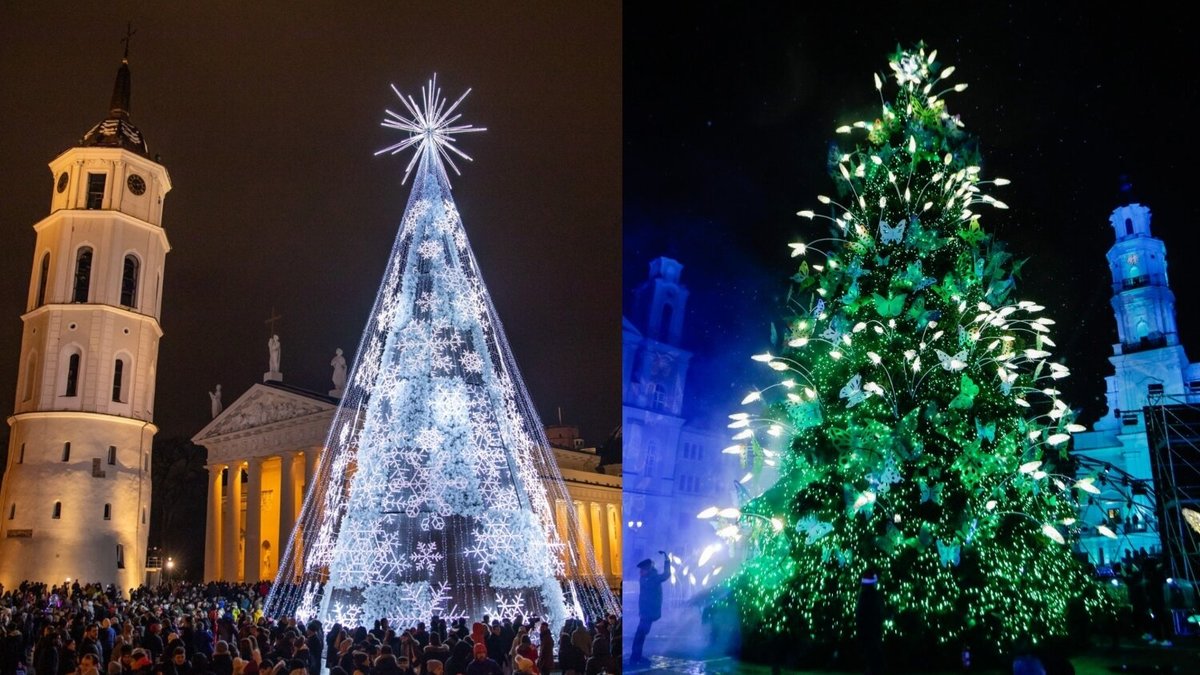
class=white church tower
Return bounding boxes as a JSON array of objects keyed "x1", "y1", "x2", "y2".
[
  {"x1": 1074, "y1": 185, "x2": 1200, "y2": 567},
  {"x1": 0, "y1": 48, "x2": 170, "y2": 592}
]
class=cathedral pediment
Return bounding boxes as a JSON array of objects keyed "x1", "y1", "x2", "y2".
[{"x1": 193, "y1": 383, "x2": 336, "y2": 442}]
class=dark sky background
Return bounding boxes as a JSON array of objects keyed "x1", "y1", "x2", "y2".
[
  {"x1": 625, "y1": 4, "x2": 1200, "y2": 426},
  {"x1": 0, "y1": 4, "x2": 620, "y2": 446}
]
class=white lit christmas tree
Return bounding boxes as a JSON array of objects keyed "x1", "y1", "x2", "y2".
[{"x1": 265, "y1": 76, "x2": 618, "y2": 629}]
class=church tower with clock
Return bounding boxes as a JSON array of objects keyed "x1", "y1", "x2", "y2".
[
  {"x1": 0, "y1": 49, "x2": 171, "y2": 591},
  {"x1": 1074, "y1": 185, "x2": 1200, "y2": 567}
]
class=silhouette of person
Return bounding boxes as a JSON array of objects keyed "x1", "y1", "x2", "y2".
[
  {"x1": 856, "y1": 567, "x2": 884, "y2": 674},
  {"x1": 631, "y1": 551, "x2": 671, "y2": 664}
]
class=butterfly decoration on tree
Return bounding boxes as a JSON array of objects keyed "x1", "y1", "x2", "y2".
[
  {"x1": 918, "y1": 479, "x2": 943, "y2": 504},
  {"x1": 873, "y1": 292, "x2": 908, "y2": 318},
  {"x1": 936, "y1": 538, "x2": 961, "y2": 567},
  {"x1": 869, "y1": 459, "x2": 904, "y2": 494},
  {"x1": 958, "y1": 218, "x2": 987, "y2": 245},
  {"x1": 795, "y1": 515, "x2": 835, "y2": 545},
  {"x1": 821, "y1": 316, "x2": 846, "y2": 343},
  {"x1": 975, "y1": 418, "x2": 996, "y2": 443},
  {"x1": 840, "y1": 374, "x2": 869, "y2": 407},
  {"x1": 948, "y1": 373, "x2": 980, "y2": 410},
  {"x1": 935, "y1": 348, "x2": 968, "y2": 371},
  {"x1": 906, "y1": 296, "x2": 939, "y2": 328},
  {"x1": 879, "y1": 218, "x2": 907, "y2": 245}
]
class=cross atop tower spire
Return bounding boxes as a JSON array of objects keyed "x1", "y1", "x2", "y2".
[
  {"x1": 121, "y1": 21, "x2": 136, "y2": 61},
  {"x1": 109, "y1": 25, "x2": 134, "y2": 120},
  {"x1": 80, "y1": 29, "x2": 148, "y2": 157}
]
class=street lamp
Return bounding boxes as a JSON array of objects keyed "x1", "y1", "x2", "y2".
[{"x1": 166, "y1": 557, "x2": 175, "y2": 583}]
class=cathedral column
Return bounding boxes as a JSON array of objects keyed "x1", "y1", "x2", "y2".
[
  {"x1": 222, "y1": 463, "x2": 243, "y2": 581},
  {"x1": 244, "y1": 457, "x2": 263, "y2": 582},
  {"x1": 574, "y1": 501, "x2": 589, "y2": 563},
  {"x1": 595, "y1": 502, "x2": 612, "y2": 579},
  {"x1": 303, "y1": 448, "x2": 317, "y2": 494},
  {"x1": 279, "y1": 452, "x2": 296, "y2": 555},
  {"x1": 205, "y1": 463, "x2": 224, "y2": 582}
]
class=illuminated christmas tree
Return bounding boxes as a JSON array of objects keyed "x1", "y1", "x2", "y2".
[
  {"x1": 703, "y1": 45, "x2": 1109, "y2": 659},
  {"x1": 265, "y1": 77, "x2": 618, "y2": 629}
]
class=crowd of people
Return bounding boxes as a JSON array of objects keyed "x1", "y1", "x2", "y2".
[{"x1": 0, "y1": 581, "x2": 621, "y2": 675}]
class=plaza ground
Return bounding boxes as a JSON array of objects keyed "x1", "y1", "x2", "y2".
[{"x1": 625, "y1": 612, "x2": 1198, "y2": 674}]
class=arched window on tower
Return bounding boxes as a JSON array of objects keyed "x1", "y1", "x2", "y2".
[
  {"x1": 37, "y1": 253, "x2": 50, "y2": 307},
  {"x1": 120, "y1": 255, "x2": 139, "y2": 308},
  {"x1": 52, "y1": 502, "x2": 62, "y2": 519},
  {"x1": 660, "y1": 304, "x2": 673, "y2": 342},
  {"x1": 73, "y1": 247, "x2": 93, "y2": 303},
  {"x1": 65, "y1": 353, "x2": 80, "y2": 397},
  {"x1": 1136, "y1": 318, "x2": 1150, "y2": 340},
  {"x1": 1125, "y1": 217, "x2": 1134, "y2": 235},
  {"x1": 112, "y1": 358, "x2": 126, "y2": 402},
  {"x1": 103, "y1": 503, "x2": 111, "y2": 520}
]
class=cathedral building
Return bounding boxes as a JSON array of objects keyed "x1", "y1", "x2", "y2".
[
  {"x1": 0, "y1": 53, "x2": 170, "y2": 591},
  {"x1": 1074, "y1": 194, "x2": 1200, "y2": 566},
  {"x1": 194, "y1": 356, "x2": 623, "y2": 591}
]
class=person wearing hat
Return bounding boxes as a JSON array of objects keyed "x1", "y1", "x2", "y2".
[
  {"x1": 463, "y1": 642, "x2": 500, "y2": 675},
  {"x1": 630, "y1": 551, "x2": 671, "y2": 665}
]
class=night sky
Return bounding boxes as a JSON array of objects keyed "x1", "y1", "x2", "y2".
[
  {"x1": 624, "y1": 5, "x2": 1200, "y2": 426},
  {"x1": 0, "y1": 4, "x2": 620, "y2": 446}
]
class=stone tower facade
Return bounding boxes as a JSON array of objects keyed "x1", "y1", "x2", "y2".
[
  {"x1": 0, "y1": 54, "x2": 170, "y2": 591},
  {"x1": 1075, "y1": 198, "x2": 1200, "y2": 566}
]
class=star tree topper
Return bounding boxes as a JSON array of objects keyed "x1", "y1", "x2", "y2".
[{"x1": 376, "y1": 74, "x2": 486, "y2": 184}]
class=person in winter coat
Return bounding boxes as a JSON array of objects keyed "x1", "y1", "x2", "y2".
[
  {"x1": 128, "y1": 650, "x2": 153, "y2": 675},
  {"x1": 557, "y1": 632, "x2": 583, "y2": 675},
  {"x1": 0, "y1": 627, "x2": 23, "y2": 675},
  {"x1": 536, "y1": 625, "x2": 553, "y2": 675},
  {"x1": 141, "y1": 626, "x2": 165, "y2": 664},
  {"x1": 209, "y1": 643, "x2": 233, "y2": 675},
  {"x1": 107, "y1": 644, "x2": 133, "y2": 675},
  {"x1": 58, "y1": 638, "x2": 79, "y2": 675},
  {"x1": 443, "y1": 640, "x2": 472, "y2": 675},
  {"x1": 483, "y1": 624, "x2": 506, "y2": 670},
  {"x1": 34, "y1": 627, "x2": 61, "y2": 675},
  {"x1": 420, "y1": 634, "x2": 449, "y2": 675},
  {"x1": 463, "y1": 644, "x2": 500, "y2": 675},
  {"x1": 631, "y1": 553, "x2": 670, "y2": 665}
]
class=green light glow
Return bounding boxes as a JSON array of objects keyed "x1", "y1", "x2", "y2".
[{"x1": 716, "y1": 43, "x2": 1113, "y2": 660}]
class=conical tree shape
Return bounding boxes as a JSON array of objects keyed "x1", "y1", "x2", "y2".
[
  {"x1": 708, "y1": 45, "x2": 1111, "y2": 661},
  {"x1": 266, "y1": 82, "x2": 617, "y2": 629}
]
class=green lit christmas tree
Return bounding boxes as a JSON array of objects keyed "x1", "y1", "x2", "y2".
[{"x1": 706, "y1": 44, "x2": 1110, "y2": 660}]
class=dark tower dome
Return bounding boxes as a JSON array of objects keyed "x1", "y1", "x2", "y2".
[{"x1": 79, "y1": 57, "x2": 149, "y2": 157}]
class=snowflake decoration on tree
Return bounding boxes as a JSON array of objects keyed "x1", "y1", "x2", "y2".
[
  {"x1": 494, "y1": 593, "x2": 525, "y2": 621},
  {"x1": 418, "y1": 239, "x2": 443, "y2": 260},
  {"x1": 411, "y1": 541, "x2": 444, "y2": 574}
]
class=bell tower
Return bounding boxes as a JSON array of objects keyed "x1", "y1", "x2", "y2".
[
  {"x1": 1073, "y1": 180, "x2": 1199, "y2": 566},
  {"x1": 1101, "y1": 199, "x2": 1190, "y2": 425},
  {"x1": 0, "y1": 46, "x2": 171, "y2": 591}
]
